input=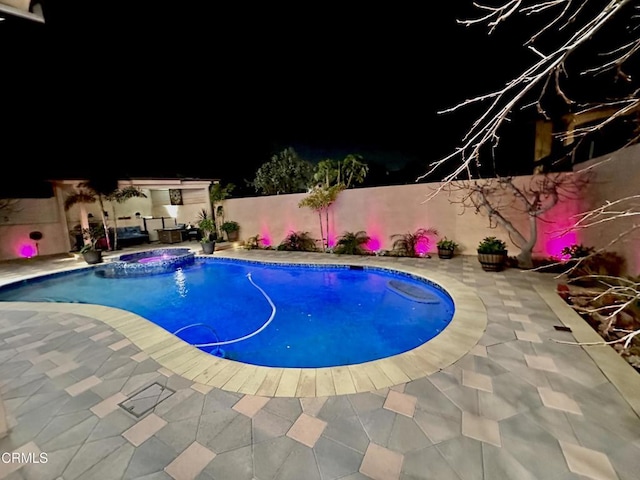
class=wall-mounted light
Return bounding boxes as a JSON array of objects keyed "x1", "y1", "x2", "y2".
[{"x1": 29, "y1": 231, "x2": 43, "y2": 256}]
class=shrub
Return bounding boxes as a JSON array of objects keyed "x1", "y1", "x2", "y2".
[
  {"x1": 198, "y1": 218, "x2": 216, "y2": 242},
  {"x1": 390, "y1": 227, "x2": 438, "y2": 257},
  {"x1": 333, "y1": 231, "x2": 372, "y2": 255},
  {"x1": 437, "y1": 237, "x2": 459, "y2": 250},
  {"x1": 567, "y1": 251, "x2": 626, "y2": 284},
  {"x1": 477, "y1": 236, "x2": 507, "y2": 254},
  {"x1": 221, "y1": 221, "x2": 240, "y2": 234},
  {"x1": 561, "y1": 243, "x2": 595, "y2": 259},
  {"x1": 245, "y1": 234, "x2": 272, "y2": 250},
  {"x1": 277, "y1": 231, "x2": 318, "y2": 252}
]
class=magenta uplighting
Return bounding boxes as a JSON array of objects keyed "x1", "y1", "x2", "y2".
[
  {"x1": 365, "y1": 218, "x2": 383, "y2": 251},
  {"x1": 259, "y1": 228, "x2": 271, "y2": 246},
  {"x1": 365, "y1": 236, "x2": 381, "y2": 251},
  {"x1": 19, "y1": 244, "x2": 37, "y2": 258},
  {"x1": 415, "y1": 238, "x2": 430, "y2": 256},
  {"x1": 545, "y1": 231, "x2": 578, "y2": 259}
]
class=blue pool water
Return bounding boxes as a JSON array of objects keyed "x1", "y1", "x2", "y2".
[{"x1": 0, "y1": 258, "x2": 455, "y2": 368}]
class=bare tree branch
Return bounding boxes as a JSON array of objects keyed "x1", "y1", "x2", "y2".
[
  {"x1": 428, "y1": 1, "x2": 640, "y2": 363},
  {"x1": 420, "y1": 0, "x2": 636, "y2": 200}
]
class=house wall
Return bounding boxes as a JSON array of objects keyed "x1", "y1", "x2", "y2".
[
  {"x1": 0, "y1": 197, "x2": 68, "y2": 259},
  {"x1": 62, "y1": 187, "x2": 154, "y2": 233},
  {"x1": 149, "y1": 190, "x2": 206, "y2": 227},
  {"x1": 0, "y1": 181, "x2": 213, "y2": 261}
]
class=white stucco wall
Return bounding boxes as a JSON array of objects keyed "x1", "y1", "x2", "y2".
[{"x1": 0, "y1": 180, "x2": 213, "y2": 261}]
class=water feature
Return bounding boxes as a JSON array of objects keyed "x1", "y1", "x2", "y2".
[{"x1": 96, "y1": 248, "x2": 195, "y2": 277}]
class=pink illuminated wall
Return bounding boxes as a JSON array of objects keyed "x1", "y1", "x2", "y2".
[
  {"x1": 544, "y1": 231, "x2": 578, "y2": 259},
  {"x1": 2, "y1": 146, "x2": 637, "y2": 275},
  {"x1": 224, "y1": 175, "x2": 590, "y2": 261},
  {"x1": 364, "y1": 218, "x2": 383, "y2": 251},
  {"x1": 538, "y1": 188, "x2": 584, "y2": 259},
  {"x1": 259, "y1": 223, "x2": 272, "y2": 247},
  {"x1": 19, "y1": 244, "x2": 38, "y2": 258},
  {"x1": 415, "y1": 237, "x2": 431, "y2": 256}
]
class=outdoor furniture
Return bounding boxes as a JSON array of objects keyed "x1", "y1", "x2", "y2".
[
  {"x1": 157, "y1": 228, "x2": 184, "y2": 244},
  {"x1": 113, "y1": 226, "x2": 150, "y2": 247},
  {"x1": 186, "y1": 227, "x2": 201, "y2": 241}
]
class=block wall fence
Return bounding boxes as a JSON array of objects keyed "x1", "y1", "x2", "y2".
[
  {"x1": 223, "y1": 144, "x2": 639, "y2": 275},
  {"x1": 0, "y1": 145, "x2": 637, "y2": 274}
]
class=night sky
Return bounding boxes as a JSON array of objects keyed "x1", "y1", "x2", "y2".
[{"x1": 2, "y1": 2, "x2": 554, "y2": 196}]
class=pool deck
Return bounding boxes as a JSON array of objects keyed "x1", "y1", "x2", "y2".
[{"x1": 0, "y1": 243, "x2": 639, "y2": 479}]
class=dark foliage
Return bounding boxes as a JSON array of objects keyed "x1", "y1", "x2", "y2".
[
  {"x1": 333, "y1": 231, "x2": 372, "y2": 255},
  {"x1": 277, "y1": 231, "x2": 318, "y2": 252}
]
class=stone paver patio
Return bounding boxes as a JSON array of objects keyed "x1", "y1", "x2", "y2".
[{"x1": 0, "y1": 244, "x2": 639, "y2": 480}]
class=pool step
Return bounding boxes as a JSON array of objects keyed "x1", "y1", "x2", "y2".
[{"x1": 387, "y1": 280, "x2": 441, "y2": 304}]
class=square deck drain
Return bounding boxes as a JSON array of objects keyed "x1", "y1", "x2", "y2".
[
  {"x1": 554, "y1": 325, "x2": 573, "y2": 332},
  {"x1": 119, "y1": 382, "x2": 175, "y2": 417}
]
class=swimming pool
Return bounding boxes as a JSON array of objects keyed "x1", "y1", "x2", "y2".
[{"x1": 0, "y1": 257, "x2": 455, "y2": 368}]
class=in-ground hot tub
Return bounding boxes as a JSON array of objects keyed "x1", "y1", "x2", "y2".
[{"x1": 96, "y1": 248, "x2": 195, "y2": 277}]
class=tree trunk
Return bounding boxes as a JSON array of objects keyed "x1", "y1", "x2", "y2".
[
  {"x1": 79, "y1": 205, "x2": 90, "y2": 246},
  {"x1": 473, "y1": 188, "x2": 535, "y2": 269},
  {"x1": 491, "y1": 211, "x2": 536, "y2": 269},
  {"x1": 97, "y1": 195, "x2": 111, "y2": 251},
  {"x1": 111, "y1": 205, "x2": 119, "y2": 250},
  {"x1": 515, "y1": 215, "x2": 538, "y2": 269},
  {"x1": 325, "y1": 208, "x2": 330, "y2": 249},
  {"x1": 317, "y1": 211, "x2": 324, "y2": 250}
]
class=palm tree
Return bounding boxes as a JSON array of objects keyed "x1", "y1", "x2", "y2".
[
  {"x1": 298, "y1": 184, "x2": 344, "y2": 250},
  {"x1": 342, "y1": 154, "x2": 369, "y2": 188},
  {"x1": 64, "y1": 182, "x2": 112, "y2": 251},
  {"x1": 209, "y1": 182, "x2": 235, "y2": 235},
  {"x1": 313, "y1": 155, "x2": 369, "y2": 189},
  {"x1": 390, "y1": 227, "x2": 438, "y2": 257},
  {"x1": 314, "y1": 159, "x2": 340, "y2": 187},
  {"x1": 334, "y1": 231, "x2": 371, "y2": 255},
  {"x1": 107, "y1": 186, "x2": 147, "y2": 250},
  {"x1": 64, "y1": 181, "x2": 147, "y2": 251}
]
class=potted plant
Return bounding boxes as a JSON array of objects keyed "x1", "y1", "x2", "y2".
[
  {"x1": 198, "y1": 217, "x2": 216, "y2": 254},
  {"x1": 221, "y1": 220, "x2": 240, "y2": 242},
  {"x1": 437, "y1": 237, "x2": 459, "y2": 259},
  {"x1": 477, "y1": 236, "x2": 508, "y2": 271},
  {"x1": 79, "y1": 226, "x2": 104, "y2": 264}
]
